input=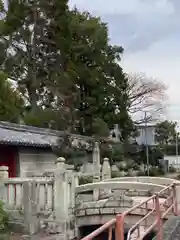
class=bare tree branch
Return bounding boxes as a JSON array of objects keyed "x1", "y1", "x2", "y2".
[{"x1": 126, "y1": 72, "x2": 168, "y2": 124}]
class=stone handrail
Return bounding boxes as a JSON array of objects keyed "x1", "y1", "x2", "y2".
[
  {"x1": 103, "y1": 177, "x2": 180, "y2": 185},
  {"x1": 4, "y1": 178, "x2": 54, "y2": 184},
  {"x1": 75, "y1": 181, "x2": 165, "y2": 194}
]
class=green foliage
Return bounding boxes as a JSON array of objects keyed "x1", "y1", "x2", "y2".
[
  {"x1": 110, "y1": 141, "x2": 164, "y2": 168},
  {"x1": 149, "y1": 167, "x2": 164, "y2": 177},
  {"x1": 0, "y1": 201, "x2": 9, "y2": 231},
  {"x1": 92, "y1": 118, "x2": 109, "y2": 137},
  {"x1": 52, "y1": 132, "x2": 93, "y2": 168},
  {"x1": 68, "y1": 9, "x2": 132, "y2": 137},
  {"x1": 79, "y1": 175, "x2": 93, "y2": 185},
  {"x1": 155, "y1": 120, "x2": 177, "y2": 146},
  {"x1": 111, "y1": 143, "x2": 125, "y2": 162},
  {"x1": 111, "y1": 171, "x2": 123, "y2": 178},
  {"x1": 158, "y1": 144, "x2": 180, "y2": 156},
  {"x1": 131, "y1": 163, "x2": 140, "y2": 171},
  {"x1": 169, "y1": 166, "x2": 176, "y2": 173},
  {"x1": 1, "y1": 0, "x2": 72, "y2": 110},
  {"x1": 134, "y1": 145, "x2": 164, "y2": 166},
  {"x1": 137, "y1": 171, "x2": 146, "y2": 176},
  {"x1": 100, "y1": 142, "x2": 113, "y2": 162},
  {"x1": 137, "y1": 167, "x2": 164, "y2": 177},
  {"x1": 23, "y1": 107, "x2": 72, "y2": 130},
  {"x1": 0, "y1": 1, "x2": 134, "y2": 139},
  {"x1": 0, "y1": 0, "x2": 4, "y2": 12},
  {"x1": 0, "y1": 71, "x2": 23, "y2": 123}
]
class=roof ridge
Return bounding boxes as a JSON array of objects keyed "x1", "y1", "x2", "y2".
[
  {"x1": 0, "y1": 121, "x2": 58, "y2": 136},
  {"x1": 0, "y1": 121, "x2": 94, "y2": 140}
]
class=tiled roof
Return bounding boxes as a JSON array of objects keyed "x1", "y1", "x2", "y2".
[
  {"x1": 0, "y1": 121, "x2": 94, "y2": 148},
  {"x1": 0, "y1": 122, "x2": 59, "y2": 147}
]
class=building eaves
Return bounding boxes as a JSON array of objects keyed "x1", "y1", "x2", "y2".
[{"x1": 0, "y1": 121, "x2": 94, "y2": 148}]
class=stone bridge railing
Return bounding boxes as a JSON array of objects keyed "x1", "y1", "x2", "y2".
[
  {"x1": 74, "y1": 181, "x2": 172, "y2": 228},
  {"x1": 75, "y1": 181, "x2": 166, "y2": 204},
  {"x1": 103, "y1": 176, "x2": 178, "y2": 185},
  {"x1": 103, "y1": 177, "x2": 180, "y2": 203}
]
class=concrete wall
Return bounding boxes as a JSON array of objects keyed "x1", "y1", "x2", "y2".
[
  {"x1": 18, "y1": 150, "x2": 119, "y2": 178},
  {"x1": 165, "y1": 155, "x2": 180, "y2": 169},
  {"x1": 19, "y1": 147, "x2": 57, "y2": 177},
  {"x1": 19, "y1": 147, "x2": 93, "y2": 177}
]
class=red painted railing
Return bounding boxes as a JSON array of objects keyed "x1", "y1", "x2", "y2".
[{"x1": 80, "y1": 183, "x2": 178, "y2": 240}]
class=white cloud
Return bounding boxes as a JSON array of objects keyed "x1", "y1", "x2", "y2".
[
  {"x1": 123, "y1": 36, "x2": 180, "y2": 86},
  {"x1": 69, "y1": 0, "x2": 142, "y2": 15},
  {"x1": 69, "y1": 0, "x2": 174, "y2": 16},
  {"x1": 122, "y1": 37, "x2": 180, "y2": 122}
]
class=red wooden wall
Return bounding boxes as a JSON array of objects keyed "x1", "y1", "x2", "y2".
[{"x1": 0, "y1": 145, "x2": 17, "y2": 177}]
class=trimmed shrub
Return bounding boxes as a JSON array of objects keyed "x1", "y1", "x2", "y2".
[
  {"x1": 79, "y1": 175, "x2": 93, "y2": 185},
  {"x1": 0, "y1": 201, "x2": 8, "y2": 231}
]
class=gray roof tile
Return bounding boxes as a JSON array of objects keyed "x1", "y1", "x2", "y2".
[
  {"x1": 0, "y1": 121, "x2": 94, "y2": 148},
  {"x1": 0, "y1": 122, "x2": 59, "y2": 147}
]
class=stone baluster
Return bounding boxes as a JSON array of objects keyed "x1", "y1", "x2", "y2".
[
  {"x1": 70, "y1": 173, "x2": 79, "y2": 239},
  {"x1": 102, "y1": 157, "x2": 111, "y2": 180},
  {"x1": 66, "y1": 165, "x2": 74, "y2": 209},
  {"x1": 101, "y1": 157, "x2": 111, "y2": 196},
  {"x1": 0, "y1": 166, "x2": 8, "y2": 202},
  {"x1": 54, "y1": 157, "x2": 68, "y2": 239},
  {"x1": 71, "y1": 173, "x2": 79, "y2": 210},
  {"x1": 23, "y1": 180, "x2": 39, "y2": 235}
]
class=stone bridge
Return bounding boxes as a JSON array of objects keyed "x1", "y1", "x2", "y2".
[
  {"x1": 75, "y1": 178, "x2": 179, "y2": 229},
  {"x1": 71, "y1": 142, "x2": 180, "y2": 239},
  {"x1": 34, "y1": 142, "x2": 180, "y2": 239},
  {"x1": 75, "y1": 178, "x2": 180, "y2": 240},
  {"x1": 1, "y1": 140, "x2": 180, "y2": 240}
]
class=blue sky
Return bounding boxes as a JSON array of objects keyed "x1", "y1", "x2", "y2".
[{"x1": 69, "y1": 0, "x2": 180, "y2": 123}]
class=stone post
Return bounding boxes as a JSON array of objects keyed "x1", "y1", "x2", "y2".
[
  {"x1": 70, "y1": 173, "x2": 79, "y2": 210},
  {"x1": 54, "y1": 157, "x2": 68, "y2": 238},
  {"x1": 101, "y1": 158, "x2": 111, "y2": 196},
  {"x1": 23, "y1": 180, "x2": 40, "y2": 235},
  {"x1": 102, "y1": 157, "x2": 111, "y2": 180},
  {"x1": 69, "y1": 173, "x2": 79, "y2": 239},
  {"x1": 93, "y1": 142, "x2": 101, "y2": 180},
  {"x1": 92, "y1": 142, "x2": 101, "y2": 201},
  {"x1": 0, "y1": 166, "x2": 8, "y2": 202},
  {"x1": 66, "y1": 165, "x2": 76, "y2": 210}
]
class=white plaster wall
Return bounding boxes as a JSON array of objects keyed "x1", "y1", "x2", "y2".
[
  {"x1": 165, "y1": 155, "x2": 180, "y2": 169},
  {"x1": 19, "y1": 147, "x2": 57, "y2": 177}
]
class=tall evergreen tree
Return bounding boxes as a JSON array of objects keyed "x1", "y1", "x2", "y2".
[
  {"x1": 1, "y1": 0, "x2": 72, "y2": 108},
  {"x1": 1, "y1": 1, "x2": 134, "y2": 140},
  {"x1": 67, "y1": 10, "x2": 133, "y2": 138},
  {"x1": 0, "y1": 71, "x2": 23, "y2": 122}
]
